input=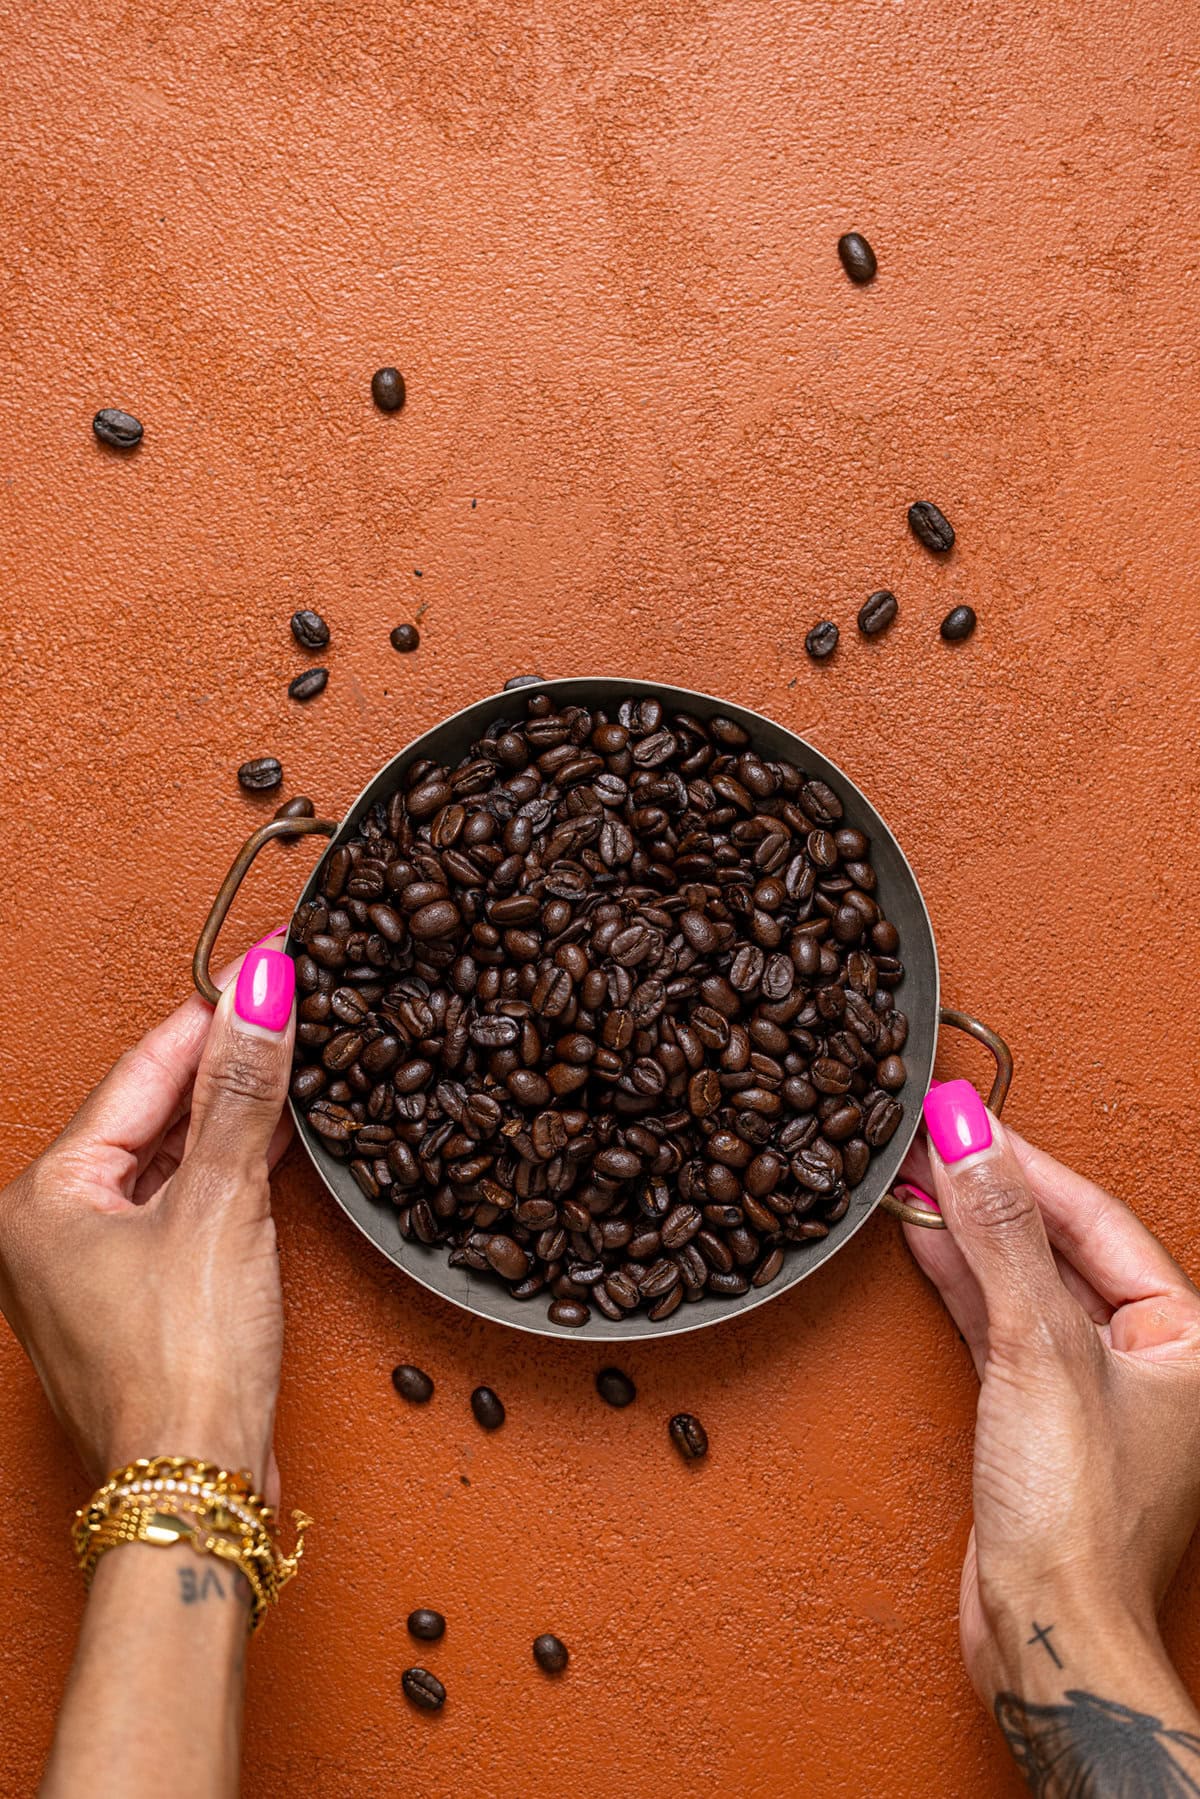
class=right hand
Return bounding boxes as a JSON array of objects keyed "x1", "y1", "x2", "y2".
[
  {"x1": 0, "y1": 940, "x2": 295, "y2": 1497},
  {"x1": 900, "y1": 1080, "x2": 1200, "y2": 1701}
]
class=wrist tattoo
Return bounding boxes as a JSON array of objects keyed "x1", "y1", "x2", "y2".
[
  {"x1": 177, "y1": 1566, "x2": 228, "y2": 1604},
  {"x1": 1027, "y1": 1622, "x2": 1063, "y2": 1669},
  {"x1": 995, "y1": 1689, "x2": 1200, "y2": 1795}
]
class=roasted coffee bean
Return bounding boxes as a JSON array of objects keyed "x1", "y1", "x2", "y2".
[
  {"x1": 371, "y1": 366, "x2": 406, "y2": 411},
  {"x1": 940, "y1": 604, "x2": 977, "y2": 642},
  {"x1": 470, "y1": 1386, "x2": 505, "y2": 1430},
  {"x1": 908, "y1": 500, "x2": 955, "y2": 552},
  {"x1": 857, "y1": 590, "x2": 898, "y2": 636},
  {"x1": 390, "y1": 623, "x2": 420, "y2": 653},
  {"x1": 290, "y1": 688, "x2": 905, "y2": 1327},
  {"x1": 92, "y1": 407, "x2": 143, "y2": 448},
  {"x1": 805, "y1": 621, "x2": 839, "y2": 662},
  {"x1": 289, "y1": 666, "x2": 328, "y2": 702},
  {"x1": 407, "y1": 1608, "x2": 446, "y2": 1641},
  {"x1": 237, "y1": 757, "x2": 283, "y2": 793},
  {"x1": 669, "y1": 1413, "x2": 708, "y2": 1461},
  {"x1": 596, "y1": 1367, "x2": 636, "y2": 1408},
  {"x1": 275, "y1": 795, "x2": 316, "y2": 822},
  {"x1": 837, "y1": 232, "x2": 877, "y2": 283},
  {"x1": 533, "y1": 1634, "x2": 569, "y2": 1674},
  {"x1": 402, "y1": 1668, "x2": 445, "y2": 1712},
  {"x1": 392, "y1": 1364, "x2": 434, "y2": 1404},
  {"x1": 291, "y1": 609, "x2": 330, "y2": 650}
]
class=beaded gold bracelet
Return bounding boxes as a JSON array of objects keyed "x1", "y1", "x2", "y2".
[{"x1": 72, "y1": 1456, "x2": 311, "y2": 1631}]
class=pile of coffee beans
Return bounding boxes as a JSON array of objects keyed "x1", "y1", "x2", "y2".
[{"x1": 289, "y1": 690, "x2": 908, "y2": 1330}]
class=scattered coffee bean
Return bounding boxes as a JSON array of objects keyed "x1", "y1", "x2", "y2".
[
  {"x1": 371, "y1": 366, "x2": 406, "y2": 412},
  {"x1": 470, "y1": 1386, "x2": 505, "y2": 1430},
  {"x1": 533, "y1": 1634, "x2": 569, "y2": 1674},
  {"x1": 237, "y1": 757, "x2": 283, "y2": 793},
  {"x1": 805, "y1": 621, "x2": 839, "y2": 661},
  {"x1": 669, "y1": 1413, "x2": 709, "y2": 1461},
  {"x1": 837, "y1": 233, "x2": 877, "y2": 284},
  {"x1": 274, "y1": 796, "x2": 315, "y2": 821},
  {"x1": 857, "y1": 590, "x2": 898, "y2": 637},
  {"x1": 407, "y1": 1608, "x2": 446, "y2": 1641},
  {"x1": 390, "y1": 623, "x2": 420, "y2": 653},
  {"x1": 402, "y1": 1667, "x2": 445, "y2": 1712},
  {"x1": 92, "y1": 408, "x2": 143, "y2": 448},
  {"x1": 595, "y1": 1367, "x2": 636, "y2": 1408},
  {"x1": 291, "y1": 609, "x2": 330, "y2": 650},
  {"x1": 392, "y1": 1364, "x2": 434, "y2": 1404},
  {"x1": 289, "y1": 667, "x2": 329, "y2": 702},
  {"x1": 940, "y1": 604, "x2": 977, "y2": 642},
  {"x1": 907, "y1": 501, "x2": 955, "y2": 552},
  {"x1": 290, "y1": 690, "x2": 907, "y2": 1329},
  {"x1": 504, "y1": 675, "x2": 542, "y2": 689}
]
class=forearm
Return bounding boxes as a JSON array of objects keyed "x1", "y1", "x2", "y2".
[
  {"x1": 986, "y1": 1588, "x2": 1200, "y2": 1795},
  {"x1": 41, "y1": 1545, "x2": 248, "y2": 1799}
]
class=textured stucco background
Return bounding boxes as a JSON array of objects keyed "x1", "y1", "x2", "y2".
[{"x1": 1, "y1": 1, "x2": 1199, "y2": 1793}]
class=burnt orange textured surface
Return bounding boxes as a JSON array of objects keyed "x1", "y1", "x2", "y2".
[{"x1": 1, "y1": 1, "x2": 1199, "y2": 1793}]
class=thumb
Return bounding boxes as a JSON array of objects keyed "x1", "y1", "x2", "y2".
[
  {"x1": 923, "y1": 1080, "x2": 1069, "y2": 1344},
  {"x1": 185, "y1": 935, "x2": 296, "y2": 1174}
]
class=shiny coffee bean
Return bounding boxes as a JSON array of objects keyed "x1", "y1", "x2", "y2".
[
  {"x1": 392, "y1": 1364, "x2": 434, "y2": 1403},
  {"x1": 908, "y1": 501, "x2": 955, "y2": 552},
  {"x1": 837, "y1": 232, "x2": 877, "y2": 283},
  {"x1": 390, "y1": 623, "x2": 420, "y2": 652},
  {"x1": 290, "y1": 609, "x2": 330, "y2": 650},
  {"x1": 595, "y1": 1367, "x2": 636, "y2": 1408},
  {"x1": 237, "y1": 757, "x2": 283, "y2": 792},
  {"x1": 371, "y1": 366, "x2": 406, "y2": 411},
  {"x1": 402, "y1": 1668, "x2": 445, "y2": 1711},
  {"x1": 470, "y1": 1386, "x2": 505, "y2": 1430},
  {"x1": 669, "y1": 1412, "x2": 709, "y2": 1461},
  {"x1": 274, "y1": 795, "x2": 315, "y2": 821},
  {"x1": 805, "y1": 621, "x2": 839, "y2": 661},
  {"x1": 407, "y1": 1608, "x2": 446, "y2": 1641},
  {"x1": 289, "y1": 666, "x2": 328, "y2": 702},
  {"x1": 940, "y1": 604, "x2": 977, "y2": 642},
  {"x1": 504, "y1": 674, "x2": 543, "y2": 689},
  {"x1": 533, "y1": 1633, "x2": 569, "y2": 1673},
  {"x1": 92, "y1": 408, "x2": 143, "y2": 448},
  {"x1": 857, "y1": 590, "x2": 898, "y2": 636}
]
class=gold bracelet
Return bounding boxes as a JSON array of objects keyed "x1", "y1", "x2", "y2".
[{"x1": 72, "y1": 1456, "x2": 311, "y2": 1632}]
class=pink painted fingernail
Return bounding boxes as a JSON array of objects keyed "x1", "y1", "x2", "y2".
[
  {"x1": 895, "y1": 1182, "x2": 940, "y2": 1213},
  {"x1": 923, "y1": 1078, "x2": 992, "y2": 1164},
  {"x1": 234, "y1": 947, "x2": 295, "y2": 1033}
]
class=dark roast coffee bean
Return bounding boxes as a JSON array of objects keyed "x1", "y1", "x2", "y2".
[
  {"x1": 291, "y1": 609, "x2": 330, "y2": 650},
  {"x1": 548, "y1": 1298, "x2": 590, "y2": 1327},
  {"x1": 407, "y1": 1608, "x2": 446, "y2": 1641},
  {"x1": 669, "y1": 1412, "x2": 708, "y2": 1461},
  {"x1": 237, "y1": 757, "x2": 283, "y2": 793},
  {"x1": 805, "y1": 621, "x2": 839, "y2": 661},
  {"x1": 908, "y1": 501, "x2": 955, "y2": 552},
  {"x1": 533, "y1": 1633, "x2": 569, "y2": 1674},
  {"x1": 470, "y1": 1386, "x2": 505, "y2": 1430},
  {"x1": 837, "y1": 232, "x2": 877, "y2": 283},
  {"x1": 390, "y1": 623, "x2": 420, "y2": 653},
  {"x1": 392, "y1": 1364, "x2": 434, "y2": 1404},
  {"x1": 274, "y1": 795, "x2": 315, "y2": 821},
  {"x1": 288, "y1": 666, "x2": 328, "y2": 702},
  {"x1": 857, "y1": 590, "x2": 898, "y2": 636},
  {"x1": 402, "y1": 1667, "x2": 445, "y2": 1711},
  {"x1": 596, "y1": 1367, "x2": 636, "y2": 1408},
  {"x1": 371, "y1": 366, "x2": 406, "y2": 411},
  {"x1": 92, "y1": 408, "x2": 143, "y2": 448},
  {"x1": 940, "y1": 604, "x2": 977, "y2": 642}
]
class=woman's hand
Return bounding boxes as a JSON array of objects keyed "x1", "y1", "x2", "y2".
[
  {"x1": 901, "y1": 1081, "x2": 1200, "y2": 1784},
  {"x1": 0, "y1": 937, "x2": 296, "y2": 1498}
]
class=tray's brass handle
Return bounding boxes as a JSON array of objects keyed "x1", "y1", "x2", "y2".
[
  {"x1": 879, "y1": 1006, "x2": 1013, "y2": 1230},
  {"x1": 192, "y1": 817, "x2": 338, "y2": 1005}
]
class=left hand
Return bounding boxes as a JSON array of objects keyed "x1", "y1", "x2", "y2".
[{"x1": 0, "y1": 937, "x2": 295, "y2": 1500}]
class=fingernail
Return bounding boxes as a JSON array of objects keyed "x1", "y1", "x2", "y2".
[
  {"x1": 923, "y1": 1078, "x2": 992, "y2": 1164},
  {"x1": 895, "y1": 1181, "x2": 940, "y2": 1213},
  {"x1": 234, "y1": 946, "x2": 295, "y2": 1033}
]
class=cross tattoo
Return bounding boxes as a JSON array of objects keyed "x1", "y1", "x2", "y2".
[{"x1": 1027, "y1": 1621, "x2": 1063, "y2": 1669}]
